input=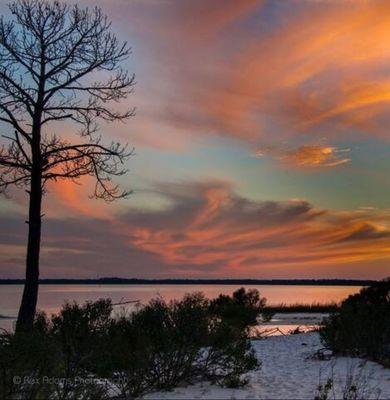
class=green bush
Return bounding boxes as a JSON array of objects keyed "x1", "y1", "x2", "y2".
[
  {"x1": 51, "y1": 299, "x2": 112, "y2": 375},
  {"x1": 96, "y1": 293, "x2": 212, "y2": 397},
  {"x1": 0, "y1": 288, "x2": 267, "y2": 398},
  {"x1": 210, "y1": 287, "x2": 272, "y2": 329},
  {"x1": 96, "y1": 290, "x2": 264, "y2": 397},
  {"x1": 0, "y1": 302, "x2": 111, "y2": 399},
  {"x1": 320, "y1": 279, "x2": 390, "y2": 367},
  {"x1": 0, "y1": 314, "x2": 59, "y2": 399}
]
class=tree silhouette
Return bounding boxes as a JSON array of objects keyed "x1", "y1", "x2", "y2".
[{"x1": 0, "y1": 0, "x2": 135, "y2": 331}]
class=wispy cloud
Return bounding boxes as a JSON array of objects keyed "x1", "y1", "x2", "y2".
[
  {"x1": 120, "y1": 181, "x2": 389, "y2": 274},
  {"x1": 2, "y1": 180, "x2": 387, "y2": 279},
  {"x1": 255, "y1": 145, "x2": 351, "y2": 169},
  {"x1": 117, "y1": 0, "x2": 390, "y2": 155}
]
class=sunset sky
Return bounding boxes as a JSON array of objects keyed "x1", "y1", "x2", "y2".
[{"x1": 0, "y1": 0, "x2": 389, "y2": 279}]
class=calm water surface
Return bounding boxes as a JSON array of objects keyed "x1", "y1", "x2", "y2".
[{"x1": 0, "y1": 284, "x2": 362, "y2": 331}]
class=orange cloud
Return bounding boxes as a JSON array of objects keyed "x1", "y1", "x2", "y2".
[
  {"x1": 126, "y1": 0, "x2": 390, "y2": 153},
  {"x1": 214, "y1": 0, "x2": 390, "y2": 139},
  {"x1": 117, "y1": 181, "x2": 390, "y2": 276},
  {"x1": 46, "y1": 178, "x2": 113, "y2": 219},
  {"x1": 301, "y1": 80, "x2": 390, "y2": 132},
  {"x1": 11, "y1": 0, "x2": 386, "y2": 164},
  {"x1": 255, "y1": 145, "x2": 351, "y2": 169}
]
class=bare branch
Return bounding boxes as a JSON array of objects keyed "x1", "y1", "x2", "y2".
[
  {"x1": 41, "y1": 134, "x2": 134, "y2": 200},
  {"x1": 0, "y1": 0, "x2": 135, "y2": 201},
  {"x1": 0, "y1": 137, "x2": 31, "y2": 194}
]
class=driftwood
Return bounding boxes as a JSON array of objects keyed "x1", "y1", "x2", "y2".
[
  {"x1": 0, "y1": 314, "x2": 14, "y2": 319},
  {"x1": 111, "y1": 299, "x2": 140, "y2": 306},
  {"x1": 251, "y1": 324, "x2": 319, "y2": 340},
  {"x1": 251, "y1": 327, "x2": 287, "y2": 339}
]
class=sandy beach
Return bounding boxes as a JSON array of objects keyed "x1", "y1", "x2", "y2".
[{"x1": 146, "y1": 332, "x2": 390, "y2": 400}]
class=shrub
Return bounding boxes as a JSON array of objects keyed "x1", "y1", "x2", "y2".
[
  {"x1": 210, "y1": 287, "x2": 272, "y2": 329},
  {"x1": 50, "y1": 299, "x2": 113, "y2": 375},
  {"x1": 0, "y1": 288, "x2": 266, "y2": 398},
  {"x1": 96, "y1": 293, "x2": 212, "y2": 397},
  {"x1": 320, "y1": 279, "x2": 390, "y2": 367},
  {"x1": 0, "y1": 313, "x2": 59, "y2": 399},
  {"x1": 0, "y1": 302, "x2": 111, "y2": 399},
  {"x1": 97, "y1": 290, "x2": 262, "y2": 397}
]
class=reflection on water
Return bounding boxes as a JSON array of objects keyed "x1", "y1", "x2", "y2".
[{"x1": 0, "y1": 284, "x2": 362, "y2": 331}]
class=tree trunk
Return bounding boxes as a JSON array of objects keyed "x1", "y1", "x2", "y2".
[
  {"x1": 15, "y1": 165, "x2": 42, "y2": 333},
  {"x1": 15, "y1": 37, "x2": 46, "y2": 333}
]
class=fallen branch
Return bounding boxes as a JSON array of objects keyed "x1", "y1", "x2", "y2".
[
  {"x1": 112, "y1": 299, "x2": 140, "y2": 306},
  {"x1": 251, "y1": 327, "x2": 287, "y2": 339}
]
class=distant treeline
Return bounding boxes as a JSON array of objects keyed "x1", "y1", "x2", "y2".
[{"x1": 0, "y1": 278, "x2": 376, "y2": 286}]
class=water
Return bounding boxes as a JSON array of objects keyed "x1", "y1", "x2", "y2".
[{"x1": 0, "y1": 284, "x2": 362, "y2": 332}]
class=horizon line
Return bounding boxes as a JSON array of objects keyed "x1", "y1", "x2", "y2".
[{"x1": 0, "y1": 277, "x2": 383, "y2": 286}]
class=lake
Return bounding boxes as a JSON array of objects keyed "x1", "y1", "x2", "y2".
[{"x1": 0, "y1": 284, "x2": 362, "y2": 332}]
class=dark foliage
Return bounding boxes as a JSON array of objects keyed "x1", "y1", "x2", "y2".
[
  {"x1": 97, "y1": 289, "x2": 268, "y2": 397},
  {"x1": 0, "y1": 315, "x2": 59, "y2": 399},
  {"x1": 0, "y1": 301, "x2": 112, "y2": 399},
  {"x1": 0, "y1": 289, "x2": 267, "y2": 398},
  {"x1": 210, "y1": 287, "x2": 272, "y2": 329},
  {"x1": 320, "y1": 279, "x2": 390, "y2": 367}
]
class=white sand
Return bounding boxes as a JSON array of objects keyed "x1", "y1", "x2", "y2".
[{"x1": 145, "y1": 332, "x2": 390, "y2": 399}]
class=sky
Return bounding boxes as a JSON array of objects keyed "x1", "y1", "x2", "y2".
[{"x1": 0, "y1": 0, "x2": 389, "y2": 279}]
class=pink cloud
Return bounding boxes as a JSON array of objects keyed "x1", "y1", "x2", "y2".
[
  {"x1": 1, "y1": 180, "x2": 388, "y2": 279},
  {"x1": 117, "y1": 181, "x2": 390, "y2": 277},
  {"x1": 114, "y1": 0, "x2": 390, "y2": 156}
]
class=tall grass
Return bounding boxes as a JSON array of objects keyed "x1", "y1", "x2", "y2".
[{"x1": 266, "y1": 302, "x2": 339, "y2": 313}]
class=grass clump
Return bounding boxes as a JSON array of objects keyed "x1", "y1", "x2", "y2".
[{"x1": 314, "y1": 363, "x2": 383, "y2": 400}]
